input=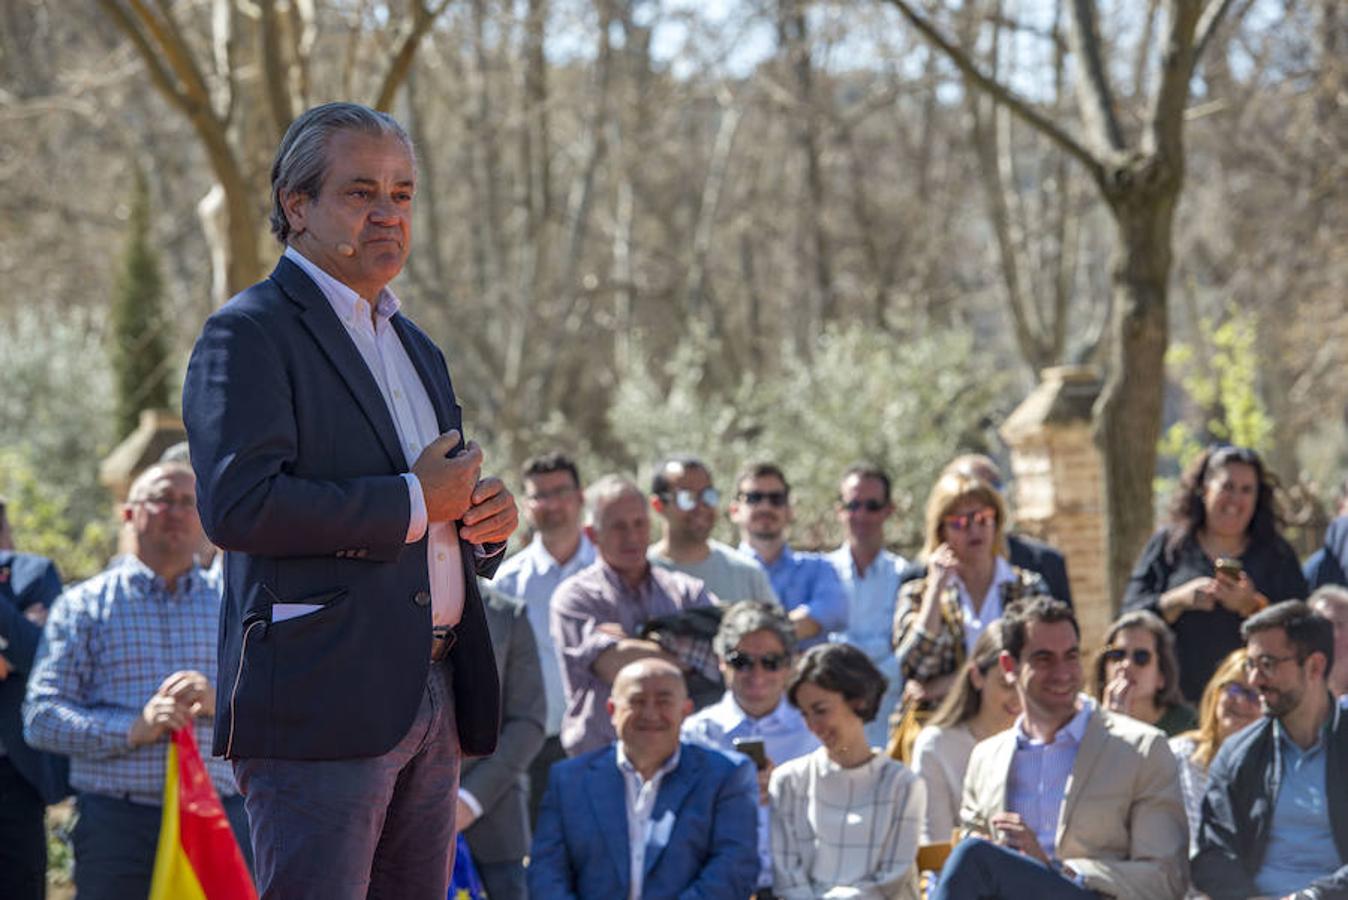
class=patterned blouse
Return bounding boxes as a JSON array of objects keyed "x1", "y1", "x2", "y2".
[{"x1": 891, "y1": 564, "x2": 1048, "y2": 685}]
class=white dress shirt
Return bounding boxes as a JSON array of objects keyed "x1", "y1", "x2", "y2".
[
  {"x1": 284, "y1": 246, "x2": 464, "y2": 627},
  {"x1": 955, "y1": 555, "x2": 1018, "y2": 656},
  {"x1": 616, "y1": 743, "x2": 683, "y2": 900}
]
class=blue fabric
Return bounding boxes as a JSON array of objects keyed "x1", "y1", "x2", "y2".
[
  {"x1": 827, "y1": 546, "x2": 906, "y2": 745},
  {"x1": 1253, "y1": 721, "x2": 1342, "y2": 896},
  {"x1": 931, "y1": 838, "x2": 1098, "y2": 900},
  {"x1": 527, "y1": 741, "x2": 759, "y2": 900},
  {"x1": 1005, "y1": 699, "x2": 1094, "y2": 863},
  {"x1": 450, "y1": 832, "x2": 488, "y2": 899},
  {"x1": 24, "y1": 557, "x2": 233, "y2": 800},
  {"x1": 1306, "y1": 515, "x2": 1348, "y2": 589},
  {"x1": 739, "y1": 544, "x2": 847, "y2": 648},
  {"x1": 182, "y1": 256, "x2": 503, "y2": 761},
  {"x1": 0, "y1": 551, "x2": 68, "y2": 805}
]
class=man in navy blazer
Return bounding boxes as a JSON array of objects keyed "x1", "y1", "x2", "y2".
[
  {"x1": 183, "y1": 102, "x2": 518, "y2": 899},
  {"x1": 0, "y1": 536, "x2": 70, "y2": 900},
  {"x1": 528, "y1": 659, "x2": 759, "y2": 900}
]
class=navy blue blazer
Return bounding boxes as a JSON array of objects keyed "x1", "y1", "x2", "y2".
[
  {"x1": 528, "y1": 741, "x2": 759, "y2": 900},
  {"x1": 0, "y1": 551, "x2": 70, "y2": 803},
  {"x1": 182, "y1": 257, "x2": 501, "y2": 760}
]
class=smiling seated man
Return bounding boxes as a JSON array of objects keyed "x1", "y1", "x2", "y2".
[
  {"x1": 528, "y1": 658, "x2": 759, "y2": 900},
  {"x1": 934, "y1": 596, "x2": 1188, "y2": 900},
  {"x1": 1192, "y1": 601, "x2": 1348, "y2": 900}
]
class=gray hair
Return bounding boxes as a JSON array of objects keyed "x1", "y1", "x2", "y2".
[
  {"x1": 713, "y1": 600, "x2": 796, "y2": 659},
  {"x1": 1310, "y1": 585, "x2": 1348, "y2": 616},
  {"x1": 584, "y1": 474, "x2": 645, "y2": 528},
  {"x1": 126, "y1": 461, "x2": 194, "y2": 502},
  {"x1": 269, "y1": 102, "x2": 415, "y2": 243}
]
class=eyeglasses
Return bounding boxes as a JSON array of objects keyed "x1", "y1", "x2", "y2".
[
  {"x1": 725, "y1": 650, "x2": 789, "y2": 672},
  {"x1": 525, "y1": 485, "x2": 577, "y2": 503},
  {"x1": 840, "y1": 498, "x2": 887, "y2": 513},
  {"x1": 942, "y1": 507, "x2": 996, "y2": 532},
  {"x1": 1221, "y1": 682, "x2": 1260, "y2": 705},
  {"x1": 1242, "y1": 653, "x2": 1301, "y2": 677},
  {"x1": 663, "y1": 487, "x2": 720, "y2": 512},
  {"x1": 740, "y1": 491, "x2": 788, "y2": 508},
  {"x1": 1103, "y1": 648, "x2": 1154, "y2": 667}
]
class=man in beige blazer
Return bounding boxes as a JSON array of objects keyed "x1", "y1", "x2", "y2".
[{"x1": 933, "y1": 597, "x2": 1188, "y2": 900}]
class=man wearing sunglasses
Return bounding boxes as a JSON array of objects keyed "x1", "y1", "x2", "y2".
[
  {"x1": 649, "y1": 456, "x2": 779, "y2": 608},
  {"x1": 1193, "y1": 601, "x2": 1348, "y2": 900},
  {"x1": 682, "y1": 601, "x2": 819, "y2": 897},
  {"x1": 730, "y1": 462, "x2": 846, "y2": 651},
  {"x1": 825, "y1": 464, "x2": 908, "y2": 748}
]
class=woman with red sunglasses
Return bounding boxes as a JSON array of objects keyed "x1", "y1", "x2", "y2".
[{"x1": 887, "y1": 471, "x2": 1048, "y2": 761}]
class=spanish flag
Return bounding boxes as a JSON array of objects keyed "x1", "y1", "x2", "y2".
[{"x1": 149, "y1": 727, "x2": 257, "y2": 900}]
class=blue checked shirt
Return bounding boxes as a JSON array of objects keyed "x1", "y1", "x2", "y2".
[
  {"x1": 23, "y1": 556, "x2": 236, "y2": 802},
  {"x1": 1004, "y1": 695, "x2": 1095, "y2": 864},
  {"x1": 738, "y1": 544, "x2": 847, "y2": 649}
]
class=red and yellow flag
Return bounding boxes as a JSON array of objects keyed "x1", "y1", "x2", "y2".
[{"x1": 149, "y1": 727, "x2": 258, "y2": 900}]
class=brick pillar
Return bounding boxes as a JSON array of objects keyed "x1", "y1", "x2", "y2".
[{"x1": 1001, "y1": 366, "x2": 1112, "y2": 653}]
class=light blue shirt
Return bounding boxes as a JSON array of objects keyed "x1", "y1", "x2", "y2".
[
  {"x1": 739, "y1": 544, "x2": 847, "y2": 649},
  {"x1": 492, "y1": 532, "x2": 596, "y2": 736},
  {"x1": 682, "y1": 692, "x2": 820, "y2": 887},
  {"x1": 826, "y1": 545, "x2": 908, "y2": 747},
  {"x1": 1004, "y1": 696, "x2": 1095, "y2": 864},
  {"x1": 1254, "y1": 705, "x2": 1343, "y2": 897}
]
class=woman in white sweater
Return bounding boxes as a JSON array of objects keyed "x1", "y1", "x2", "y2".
[
  {"x1": 770, "y1": 643, "x2": 926, "y2": 900},
  {"x1": 910, "y1": 621, "x2": 1020, "y2": 844}
]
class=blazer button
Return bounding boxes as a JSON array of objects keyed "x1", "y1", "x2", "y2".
[{"x1": 413, "y1": 590, "x2": 431, "y2": 607}]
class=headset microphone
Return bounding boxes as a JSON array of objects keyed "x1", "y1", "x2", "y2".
[{"x1": 337, "y1": 242, "x2": 356, "y2": 257}]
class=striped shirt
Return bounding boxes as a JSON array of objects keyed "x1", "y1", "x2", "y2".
[
  {"x1": 23, "y1": 556, "x2": 236, "y2": 802},
  {"x1": 1005, "y1": 696, "x2": 1095, "y2": 863}
]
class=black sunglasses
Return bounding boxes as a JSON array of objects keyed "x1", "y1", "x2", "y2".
[
  {"x1": 1103, "y1": 648, "x2": 1153, "y2": 667},
  {"x1": 840, "y1": 498, "x2": 887, "y2": 513},
  {"x1": 725, "y1": 650, "x2": 789, "y2": 672},
  {"x1": 740, "y1": 491, "x2": 788, "y2": 508}
]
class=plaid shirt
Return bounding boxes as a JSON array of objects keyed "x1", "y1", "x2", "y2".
[
  {"x1": 892, "y1": 565, "x2": 1047, "y2": 684},
  {"x1": 23, "y1": 555, "x2": 236, "y2": 802}
]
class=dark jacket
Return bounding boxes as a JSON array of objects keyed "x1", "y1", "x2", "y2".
[
  {"x1": 1306, "y1": 516, "x2": 1348, "y2": 590},
  {"x1": 1124, "y1": 529, "x2": 1307, "y2": 700},
  {"x1": 0, "y1": 551, "x2": 70, "y2": 804},
  {"x1": 183, "y1": 258, "x2": 502, "y2": 760},
  {"x1": 1192, "y1": 700, "x2": 1348, "y2": 899}
]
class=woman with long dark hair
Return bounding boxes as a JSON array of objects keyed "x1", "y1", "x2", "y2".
[{"x1": 1123, "y1": 444, "x2": 1306, "y2": 700}]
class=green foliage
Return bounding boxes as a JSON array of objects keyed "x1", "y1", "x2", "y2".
[
  {"x1": 0, "y1": 449, "x2": 114, "y2": 582},
  {"x1": 607, "y1": 322, "x2": 1010, "y2": 554},
  {"x1": 0, "y1": 305, "x2": 118, "y2": 582},
  {"x1": 1159, "y1": 308, "x2": 1274, "y2": 478},
  {"x1": 109, "y1": 173, "x2": 173, "y2": 441},
  {"x1": 1156, "y1": 307, "x2": 1275, "y2": 508}
]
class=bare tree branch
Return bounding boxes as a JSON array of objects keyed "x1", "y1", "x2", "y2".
[
  {"x1": 371, "y1": 0, "x2": 451, "y2": 111},
  {"x1": 880, "y1": 0, "x2": 1104, "y2": 181},
  {"x1": 258, "y1": 0, "x2": 293, "y2": 137},
  {"x1": 1194, "y1": 0, "x2": 1239, "y2": 67},
  {"x1": 1147, "y1": 0, "x2": 1204, "y2": 159},
  {"x1": 1066, "y1": 0, "x2": 1126, "y2": 152}
]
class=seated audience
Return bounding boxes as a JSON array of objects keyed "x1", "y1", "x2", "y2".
[
  {"x1": 1309, "y1": 585, "x2": 1348, "y2": 700},
  {"x1": 936, "y1": 597, "x2": 1188, "y2": 900},
  {"x1": 528, "y1": 659, "x2": 758, "y2": 900},
  {"x1": 911, "y1": 621, "x2": 1019, "y2": 844},
  {"x1": 1193, "y1": 601, "x2": 1348, "y2": 899},
  {"x1": 826, "y1": 464, "x2": 910, "y2": 748},
  {"x1": 457, "y1": 582, "x2": 547, "y2": 900},
  {"x1": 730, "y1": 462, "x2": 847, "y2": 649},
  {"x1": 551, "y1": 475, "x2": 714, "y2": 756},
  {"x1": 1091, "y1": 609, "x2": 1197, "y2": 736},
  {"x1": 1124, "y1": 445, "x2": 1307, "y2": 701},
  {"x1": 648, "y1": 455, "x2": 779, "y2": 607},
  {"x1": 682, "y1": 601, "x2": 819, "y2": 896},
  {"x1": 891, "y1": 470, "x2": 1047, "y2": 758},
  {"x1": 1167, "y1": 649, "x2": 1260, "y2": 855},
  {"x1": 770, "y1": 643, "x2": 925, "y2": 899}
]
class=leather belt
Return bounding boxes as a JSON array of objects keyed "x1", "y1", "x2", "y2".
[{"x1": 430, "y1": 625, "x2": 458, "y2": 662}]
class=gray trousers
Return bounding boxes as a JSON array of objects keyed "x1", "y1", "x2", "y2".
[{"x1": 234, "y1": 662, "x2": 461, "y2": 900}]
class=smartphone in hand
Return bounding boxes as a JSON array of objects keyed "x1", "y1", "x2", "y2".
[{"x1": 732, "y1": 737, "x2": 770, "y2": 770}]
